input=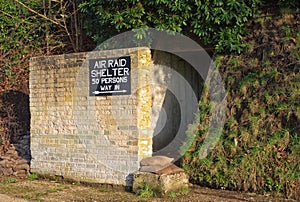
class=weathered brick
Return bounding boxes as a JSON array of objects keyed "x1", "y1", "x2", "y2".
[{"x1": 30, "y1": 48, "x2": 153, "y2": 185}]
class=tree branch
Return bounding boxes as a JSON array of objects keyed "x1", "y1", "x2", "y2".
[{"x1": 15, "y1": 0, "x2": 64, "y2": 29}]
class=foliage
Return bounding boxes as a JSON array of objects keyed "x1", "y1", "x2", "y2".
[
  {"x1": 27, "y1": 173, "x2": 39, "y2": 181},
  {"x1": 0, "y1": 0, "x2": 87, "y2": 92},
  {"x1": 277, "y1": 0, "x2": 300, "y2": 10},
  {"x1": 47, "y1": 185, "x2": 68, "y2": 193},
  {"x1": 0, "y1": 0, "x2": 89, "y2": 151},
  {"x1": 168, "y1": 187, "x2": 190, "y2": 198},
  {"x1": 183, "y1": 11, "x2": 300, "y2": 200},
  {"x1": 1, "y1": 178, "x2": 16, "y2": 184},
  {"x1": 0, "y1": 0, "x2": 41, "y2": 90},
  {"x1": 22, "y1": 194, "x2": 33, "y2": 199},
  {"x1": 169, "y1": 191, "x2": 176, "y2": 198},
  {"x1": 136, "y1": 184, "x2": 154, "y2": 198},
  {"x1": 79, "y1": 0, "x2": 262, "y2": 53}
]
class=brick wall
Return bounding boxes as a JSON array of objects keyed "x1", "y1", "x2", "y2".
[
  {"x1": 30, "y1": 47, "x2": 153, "y2": 185},
  {"x1": 29, "y1": 47, "x2": 201, "y2": 186}
]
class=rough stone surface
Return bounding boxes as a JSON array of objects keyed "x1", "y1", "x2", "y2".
[
  {"x1": 140, "y1": 155, "x2": 174, "y2": 167},
  {"x1": 135, "y1": 155, "x2": 189, "y2": 196},
  {"x1": 139, "y1": 164, "x2": 171, "y2": 173},
  {"x1": 133, "y1": 171, "x2": 189, "y2": 196},
  {"x1": 155, "y1": 164, "x2": 184, "y2": 175},
  {"x1": 29, "y1": 48, "x2": 201, "y2": 186},
  {"x1": 0, "y1": 144, "x2": 30, "y2": 178},
  {"x1": 30, "y1": 47, "x2": 153, "y2": 185}
]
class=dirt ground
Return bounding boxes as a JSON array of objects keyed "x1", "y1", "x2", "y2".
[{"x1": 0, "y1": 176, "x2": 297, "y2": 202}]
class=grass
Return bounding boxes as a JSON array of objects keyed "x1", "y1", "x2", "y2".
[
  {"x1": 47, "y1": 185, "x2": 69, "y2": 193},
  {"x1": 169, "y1": 191, "x2": 176, "y2": 198},
  {"x1": 181, "y1": 187, "x2": 190, "y2": 195},
  {"x1": 38, "y1": 191, "x2": 46, "y2": 196},
  {"x1": 1, "y1": 178, "x2": 16, "y2": 184},
  {"x1": 0, "y1": 176, "x2": 292, "y2": 201},
  {"x1": 0, "y1": 185, "x2": 36, "y2": 194},
  {"x1": 22, "y1": 192, "x2": 46, "y2": 201},
  {"x1": 182, "y1": 10, "x2": 300, "y2": 200},
  {"x1": 18, "y1": 184, "x2": 69, "y2": 201},
  {"x1": 22, "y1": 195, "x2": 33, "y2": 199},
  {"x1": 169, "y1": 187, "x2": 190, "y2": 198},
  {"x1": 27, "y1": 173, "x2": 39, "y2": 181},
  {"x1": 136, "y1": 184, "x2": 154, "y2": 198},
  {"x1": 136, "y1": 183, "x2": 190, "y2": 199}
]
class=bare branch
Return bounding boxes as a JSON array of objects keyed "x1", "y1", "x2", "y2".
[{"x1": 15, "y1": 0, "x2": 64, "y2": 29}]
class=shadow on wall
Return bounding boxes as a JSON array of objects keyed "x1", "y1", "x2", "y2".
[
  {"x1": 153, "y1": 89, "x2": 181, "y2": 152},
  {"x1": 151, "y1": 51, "x2": 203, "y2": 154},
  {"x1": 0, "y1": 91, "x2": 31, "y2": 161}
]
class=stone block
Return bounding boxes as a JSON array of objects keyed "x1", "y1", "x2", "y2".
[
  {"x1": 140, "y1": 155, "x2": 174, "y2": 167},
  {"x1": 133, "y1": 171, "x2": 189, "y2": 197}
]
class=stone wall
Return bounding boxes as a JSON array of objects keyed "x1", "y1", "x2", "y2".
[
  {"x1": 29, "y1": 47, "x2": 201, "y2": 185},
  {"x1": 30, "y1": 48, "x2": 153, "y2": 185},
  {"x1": 0, "y1": 91, "x2": 31, "y2": 178},
  {"x1": 0, "y1": 144, "x2": 30, "y2": 177}
]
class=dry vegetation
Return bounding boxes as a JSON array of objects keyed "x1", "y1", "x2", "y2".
[
  {"x1": 183, "y1": 11, "x2": 300, "y2": 200},
  {"x1": 0, "y1": 175, "x2": 297, "y2": 202}
]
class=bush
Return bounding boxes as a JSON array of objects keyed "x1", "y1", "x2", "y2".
[
  {"x1": 182, "y1": 11, "x2": 300, "y2": 199},
  {"x1": 79, "y1": 0, "x2": 261, "y2": 53}
]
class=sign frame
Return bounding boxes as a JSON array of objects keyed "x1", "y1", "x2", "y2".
[{"x1": 89, "y1": 56, "x2": 131, "y2": 96}]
